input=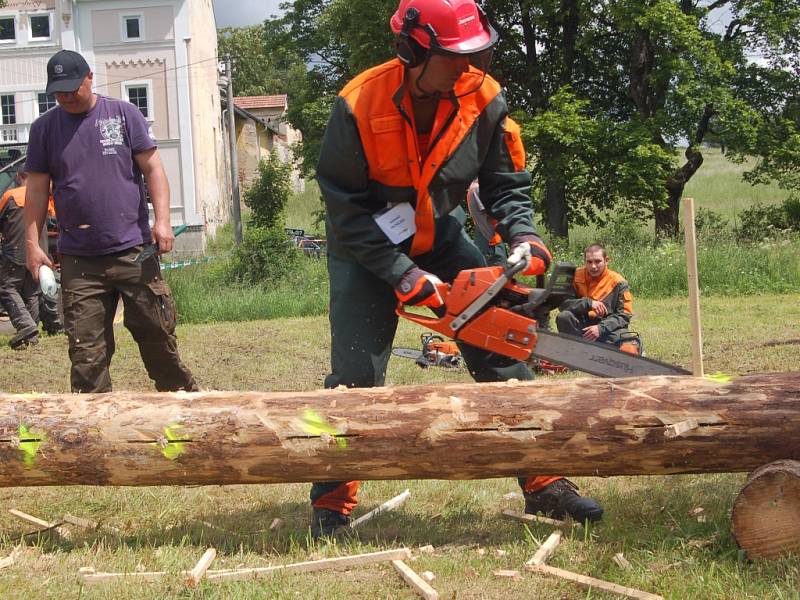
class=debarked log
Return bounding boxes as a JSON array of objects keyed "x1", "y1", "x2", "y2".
[{"x1": 0, "y1": 372, "x2": 798, "y2": 487}]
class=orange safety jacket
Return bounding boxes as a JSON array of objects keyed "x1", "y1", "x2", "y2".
[
  {"x1": 317, "y1": 58, "x2": 536, "y2": 285},
  {"x1": 560, "y1": 266, "x2": 633, "y2": 337},
  {"x1": 0, "y1": 186, "x2": 56, "y2": 265}
]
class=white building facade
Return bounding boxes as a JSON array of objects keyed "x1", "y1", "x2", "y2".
[{"x1": 0, "y1": 0, "x2": 230, "y2": 254}]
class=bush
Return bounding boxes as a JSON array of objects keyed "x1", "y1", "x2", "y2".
[
  {"x1": 244, "y1": 151, "x2": 293, "y2": 229},
  {"x1": 785, "y1": 196, "x2": 800, "y2": 230},
  {"x1": 227, "y1": 225, "x2": 302, "y2": 285},
  {"x1": 693, "y1": 207, "x2": 731, "y2": 242},
  {"x1": 736, "y1": 196, "x2": 800, "y2": 242},
  {"x1": 596, "y1": 211, "x2": 652, "y2": 251}
]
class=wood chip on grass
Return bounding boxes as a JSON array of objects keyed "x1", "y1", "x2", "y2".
[
  {"x1": 530, "y1": 564, "x2": 664, "y2": 600},
  {"x1": 8, "y1": 509, "x2": 71, "y2": 539},
  {"x1": 82, "y1": 548, "x2": 412, "y2": 585},
  {"x1": 348, "y1": 489, "x2": 411, "y2": 530},
  {"x1": 525, "y1": 531, "x2": 563, "y2": 567},
  {"x1": 502, "y1": 509, "x2": 582, "y2": 529},
  {"x1": 392, "y1": 559, "x2": 439, "y2": 600},
  {"x1": 185, "y1": 548, "x2": 217, "y2": 588}
]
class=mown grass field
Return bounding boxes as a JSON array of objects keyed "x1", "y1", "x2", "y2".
[{"x1": 1, "y1": 293, "x2": 799, "y2": 599}]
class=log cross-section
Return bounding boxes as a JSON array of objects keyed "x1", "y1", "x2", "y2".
[{"x1": 0, "y1": 373, "x2": 798, "y2": 487}]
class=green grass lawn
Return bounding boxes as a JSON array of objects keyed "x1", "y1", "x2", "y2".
[{"x1": 1, "y1": 294, "x2": 799, "y2": 599}]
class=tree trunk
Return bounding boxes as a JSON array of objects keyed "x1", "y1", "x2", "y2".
[
  {"x1": 1, "y1": 373, "x2": 798, "y2": 488},
  {"x1": 544, "y1": 174, "x2": 569, "y2": 238},
  {"x1": 731, "y1": 460, "x2": 800, "y2": 560},
  {"x1": 656, "y1": 145, "x2": 705, "y2": 238}
]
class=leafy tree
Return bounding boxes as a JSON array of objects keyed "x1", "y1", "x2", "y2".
[
  {"x1": 217, "y1": 23, "x2": 307, "y2": 97},
  {"x1": 253, "y1": 0, "x2": 800, "y2": 238},
  {"x1": 244, "y1": 150, "x2": 293, "y2": 229}
]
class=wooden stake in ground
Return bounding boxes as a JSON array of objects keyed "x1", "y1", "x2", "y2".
[
  {"x1": 530, "y1": 564, "x2": 664, "y2": 600},
  {"x1": 392, "y1": 560, "x2": 439, "y2": 600},
  {"x1": 732, "y1": 460, "x2": 800, "y2": 559},
  {"x1": 185, "y1": 548, "x2": 217, "y2": 588},
  {"x1": 682, "y1": 196, "x2": 704, "y2": 377},
  {"x1": 525, "y1": 531, "x2": 563, "y2": 567},
  {"x1": 2, "y1": 373, "x2": 799, "y2": 488}
]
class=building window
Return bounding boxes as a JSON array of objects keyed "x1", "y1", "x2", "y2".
[
  {"x1": 124, "y1": 81, "x2": 152, "y2": 120},
  {"x1": 29, "y1": 13, "x2": 51, "y2": 41},
  {"x1": 0, "y1": 16, "x2": 15, "y2": 42},
  {"x1": 121, "y1": 14, "x2": 143, "y2": 41},
  {"x1": 37, "y1": 92, "x2": 56, "y2": 115},
  {"x1": 1, "y1": 95, "x2": 16, "y2": 125}
]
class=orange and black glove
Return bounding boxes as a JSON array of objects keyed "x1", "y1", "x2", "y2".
[
  {"x1": 395, "y1": 266, "x2": 444, "y2": 308},
  {"x1": 507, "y1": 233, "x2": 552, "y2": 276}
]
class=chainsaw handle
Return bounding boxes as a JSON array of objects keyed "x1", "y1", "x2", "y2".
[
  {"x1": 396, "y1": 302, "x2": 449, "y2": 329},
  {"x1": 503, "y1": 256, "x2": 528, "y2": 279}
]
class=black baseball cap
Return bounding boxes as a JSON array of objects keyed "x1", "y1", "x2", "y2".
[{"x1": 46, "y1": 50, "x2": 91, "y2": 94}]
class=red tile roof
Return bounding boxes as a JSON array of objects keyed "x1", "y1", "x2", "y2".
[{"x1": 234, "y1": 94, "x2": 288, "y2": 109}]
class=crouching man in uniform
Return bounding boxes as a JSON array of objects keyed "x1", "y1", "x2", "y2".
[{"x1": 557, "y1": 243, "x2": 639, "y2": 354}]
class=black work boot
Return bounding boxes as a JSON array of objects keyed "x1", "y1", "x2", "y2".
[
  {"x1": 310, "y1": 507, "x2": 351, "y2": 539},
  {"x1": 10, "y1": 324, "x2": 39, "y2": 350},
  {"x1": 523, "y1": 478, "x2": 604, "y2": 523}
]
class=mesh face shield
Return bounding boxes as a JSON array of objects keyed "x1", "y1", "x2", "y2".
[{"x1": 413, "y1": 45, "x2": 494, "y2": 98}]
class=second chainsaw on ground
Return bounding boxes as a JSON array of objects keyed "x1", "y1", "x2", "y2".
[{"x1": 396, "y1": 260, "x2": 689, "y2": 378}]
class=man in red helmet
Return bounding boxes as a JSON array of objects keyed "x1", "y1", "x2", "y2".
[{"x1": 312, "y1": 0, "x2": 603, "y2": 537}]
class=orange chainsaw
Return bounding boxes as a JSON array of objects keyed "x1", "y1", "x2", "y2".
[
  {"x1": 392, "y1": 332, "x2": 463, "y2": 369},
  {"x1": 396, "y1": 261, "x2": 689, "y2": 378}
]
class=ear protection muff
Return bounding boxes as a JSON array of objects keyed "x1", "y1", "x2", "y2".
[{"x1": 396, "y1": 7, "x2": 430, "y2": 68}]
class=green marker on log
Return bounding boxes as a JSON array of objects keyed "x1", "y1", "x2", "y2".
[{"x1": 18, "y1": 424, "x2": 44, "y2": 467}]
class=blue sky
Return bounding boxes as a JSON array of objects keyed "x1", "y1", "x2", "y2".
[{"x1": 213, "y1": 0, "x2": 284, "y2": 28}]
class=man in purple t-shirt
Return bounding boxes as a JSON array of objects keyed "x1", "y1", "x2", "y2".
[{"x1": 24, "y1": 49, "x2": 197, "y2": 393}]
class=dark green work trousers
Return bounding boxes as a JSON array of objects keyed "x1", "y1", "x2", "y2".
[
  {"x1": 0, "y1": 258, "x2": 40, "y2": 335},
  {"x1": 60, "y1": 247, "x2": 198, "y2": 393},
  {"x1": 312, "y1": 218, "x2": 533, "y2": 512}
]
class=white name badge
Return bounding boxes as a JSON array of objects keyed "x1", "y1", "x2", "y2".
[{"x1": 373, "y1": 202, "x2": 416, "y2": 244}]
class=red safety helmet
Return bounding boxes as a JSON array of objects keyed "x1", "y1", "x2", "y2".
[{"x1": 390, "y1": 0, "x2": 498, "y2": 56}]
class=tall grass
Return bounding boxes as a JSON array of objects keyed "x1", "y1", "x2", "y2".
[
  {"x1": 546, "y1": 238, "x2": 800, "y2": 298},
  {"x1": 165, "y1": 255, "x2": 329, "y2": 324},
  {"x1": 164, "y1": 155, "x2": 800, "y2": 325},
  {"x1": 284, "y1": 180, "x2": 325, "y2": 236},
  {"x1": 683, "y1": 148, "x2": 789, "y2": 222}
]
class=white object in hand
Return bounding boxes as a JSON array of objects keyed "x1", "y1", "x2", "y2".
[
  {"x1": 507, "y1": 241, "x2": 531, "y2": 267},
  {"x1": 39, "y1": 265, "x2": 58, "y2": 299}
]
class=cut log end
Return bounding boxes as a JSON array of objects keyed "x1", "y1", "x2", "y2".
[{"x1": 732, "y1": 460, "x2": 800, "y2": 560}]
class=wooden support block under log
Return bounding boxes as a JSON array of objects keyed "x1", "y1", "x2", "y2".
[
  {"x1": 392, "y1": 559, "x2": 440, "y2": 600},
  {"x1": 731, "y1": 460, "x2": 800, "y2": 559},
  {"x1": 1, "y1": 373, "x2": 798, "y2": 488},
  {"x1": 502, "y1": 509, "x2": 582, "y2": 529},
  {"x1": 530, "y1": 564, "x2": 664, "y2": 600}
]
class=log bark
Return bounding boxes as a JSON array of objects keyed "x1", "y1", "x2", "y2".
[
  {"x1": 0, "y1": 373, "x2": 798, "y2": 487},
  {"x1": 731, "y1": 460, "x2": 800, "y2": 559}
]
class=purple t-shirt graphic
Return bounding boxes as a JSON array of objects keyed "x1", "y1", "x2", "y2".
[{"x1": 26, "y1": 95, "x2": 156, "y2": 256}]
